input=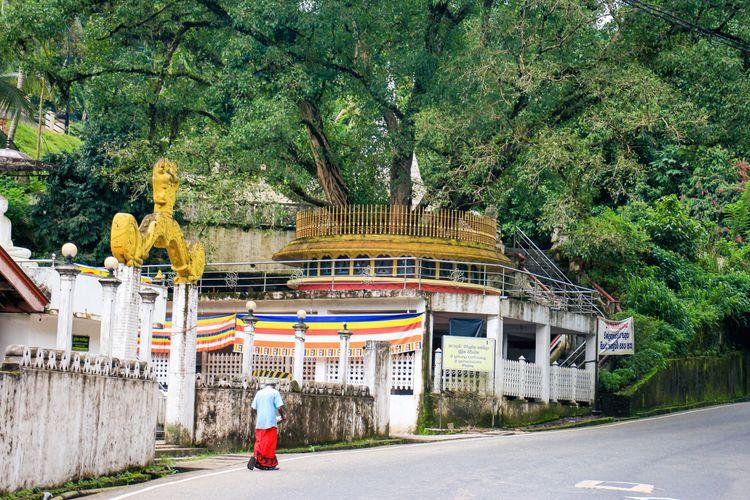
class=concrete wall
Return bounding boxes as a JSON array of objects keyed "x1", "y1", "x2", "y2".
[
  {"x1": 432, "y1": 394, "x2": 590, "y2": 428},
  {"x1": 0, "y1": 347, "x2": 158, "y2": 494},
  {"x1": 194, "y1": 379, "x2": 375, "y2": 451},
  {"x1": 602, "y1": 353, "x2": 749, "y2": 417},
  {"x1": 185, "y1": 226, "x2": 294, "y2": 265}
]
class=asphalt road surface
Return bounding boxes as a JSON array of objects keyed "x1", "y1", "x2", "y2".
[{"x1": 97, "y1": 402, "x2": 750, "y2": 500}]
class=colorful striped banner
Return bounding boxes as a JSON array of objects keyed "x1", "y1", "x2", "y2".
[
  {"x1": 149, "y1": 313, "x2": 238, "y2": 353},
  {"x1": 239, "y1": 312, "x2": 424, "y2": 357},
  {"x1": 144, "y1": 312, "x2": 424, "y2": 356}
]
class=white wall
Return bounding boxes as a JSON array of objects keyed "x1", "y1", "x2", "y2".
[
  {"x1": 0, "y1": 356, "x2": 158, "y2": 494},
  {"x1": 0, "y1": 267, "x2": 168, "y2": 358}
]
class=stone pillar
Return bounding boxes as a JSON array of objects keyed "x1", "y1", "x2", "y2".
[
  {"x1": 98, "y1": 276, "x2": 120, "y2": 356},
  {"x1": 165, "y1": 283, "x2": 198, "y2": 445},
  {"x1": 292, "y1": 317, "x2": 308, "y2": 384},
  {"x1": 338, "y1": 324, "x2": 352, "y2": 385},
  {"x1": 111, "y1": 265, "x2": 142, "y2": 360},
  {"x1": 432, "y1": 348, "x2": 443, "y2": 394},
  {"x1": 55, "y1": 266, "x2": 80, "y2": 351},
  {"x1": 242, "y1": 315, "x2": 257, "y2": 378},
  {"x1": 138, "y1": 288, "x2": 159, "y2": 364},
  {"x1": 487, "y1": 315, "x2": 504, "y2": 397},
  {"x1": 585, "y1": 333, "x2": 598, "y2": 375},
  {"x1": 364, "y1": 340, "x2": 391, "y2": 436},
  {"x1": 535, "y1": 323, "x2": 551, "y2": 403}
]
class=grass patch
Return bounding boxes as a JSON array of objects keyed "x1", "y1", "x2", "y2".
[
  {"x1": 12, "y1": 122, "x2": 81, "y2": 158},
  {"x1": 1, "y1": 464, "x2": 175, "y2": 500}
]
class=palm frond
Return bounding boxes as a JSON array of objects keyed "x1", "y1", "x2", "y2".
[{"x1": 0, "y1": 78, "x2": 33, "y2": 116}]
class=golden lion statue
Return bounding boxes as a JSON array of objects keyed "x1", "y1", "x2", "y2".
[{"x1": 111, "y1": 159, "x2": 205, "y2": 284}]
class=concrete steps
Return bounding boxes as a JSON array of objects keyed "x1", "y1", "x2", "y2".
[{"x1": 155, "y1": 441, "x2": 208, "y2": 459}]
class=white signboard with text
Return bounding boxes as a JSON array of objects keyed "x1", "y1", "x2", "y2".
[
  {"x1": 598, "y1": 317, "x2": 634, "y2": 355},
  {"x1": 442, "y1": 336, "x2": 495, "y2": 372}
]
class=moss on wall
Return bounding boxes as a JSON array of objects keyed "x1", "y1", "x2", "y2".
[
  {"x1": 601, "y1": 352, "x2": 749, "y2": 417},
  {"x1": 431, "y1": 394, "x2": 591, "y2": 429}
]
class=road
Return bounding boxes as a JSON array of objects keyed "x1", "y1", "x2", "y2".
[{"x1": 97, "y1": 402, "x2": 750, "y2": 500}]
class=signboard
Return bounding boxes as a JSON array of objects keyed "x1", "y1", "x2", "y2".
[
  {"x1": 442, "y1": 336, "x2": 495, "y2": 372},
  {"x1": 598, "y1": 317, "x2": 634, "y2": 355},
  {"x1": 233, "y1": 342, "x2": 244, "y2": 354},
  {"x1": 72, "y1": 335, "x2": 90, "y2": 352}
]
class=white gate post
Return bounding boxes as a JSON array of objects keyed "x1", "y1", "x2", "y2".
[
  {"x1": 242, "y1": 301, "x2": 257, "y2": 378},
  {"x1": 551, "y1": 361, "x2": 559, "y2": 403},
  {"x1": 432, "y1": 348, "x2": 443, "y2": 394},
  {"x1": 571, "y1": 363, "x2": 578, "y2": 404},
  {"x1": 519, "y1": 355, "x2": 527, "y2": 400},
  {"x1": 338, "y1": 323, "x2": 352, "y2": 385},
  {"x1": 535, "y1": 323, "x2": 551, "y2": 403},
  {"x1": 98, "y1": 256, "x2": 120, "y2": 356},
  {"x1": 165, "y1": 282, "x2": 199, "y2": 445},
  {"x1": 292, "y1": 309, "x2": 308, "y2": 384},
  {"x1": 55, "y1": 243, "x2": 80, "y2": 351},
  {"x1": 111, "y1": 264, "x2": 142, "y2": 359},
  {"x1": 487, "y1": 315, "x2": 504, "y2": 397},
  {"x1": 138, "y1": 287, "x2": 159, "y2": 364}
]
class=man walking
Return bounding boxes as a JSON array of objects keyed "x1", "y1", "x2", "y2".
[{"x1": 248, "y1": 379, "x2": 286, "y2": 471}]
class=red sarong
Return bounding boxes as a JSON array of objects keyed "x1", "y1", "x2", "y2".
[{"x1": 254, "y1": 427, "x2": 279, "y2": 469}]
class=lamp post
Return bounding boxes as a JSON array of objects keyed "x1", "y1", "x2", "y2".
[
  {"x1": 138, "y1": 287, "x2": 160, "y2": 364},
  {"x1": 242, "y1": 300, "x2": 258, "y2": 377},
  {"x1": 56, "y1": 243, "x2": 80, "y2": 351},
  {"x1": 292, "y1": 309, "x2": 308, "y2": 384},
  {"x1": 98, "y1": 256, "x2": 121, "y2": 357},
  {"x1": 338, "y1": 322, "x2": 352, "y2": 386}
]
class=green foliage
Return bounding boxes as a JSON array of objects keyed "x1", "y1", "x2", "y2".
[{"x1": 31, "y1": 123, "x2": 151, "y2": 264}]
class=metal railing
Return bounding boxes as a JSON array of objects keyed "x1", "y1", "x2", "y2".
[
  {"x1": 513, "y1": 227, "x2": 604, "y2": 317},
  {"x1": 135, "y1": 257, "x2": 600, "y2": 314},
  {"x1": 296, "y1": 205, "x2": 497, "y2": 246}
]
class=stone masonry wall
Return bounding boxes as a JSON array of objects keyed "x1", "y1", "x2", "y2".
[
  {"x1": 194, "y1": 377, "x2": 375, "y2": 451},
  {"x1": 601, "y1": 352, "x2": 749, "y2": 417},
  {"x1": 0, "y1": 346, "x2": 158, "y2": 494}
]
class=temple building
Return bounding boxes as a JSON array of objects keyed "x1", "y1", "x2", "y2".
[{"x1": 146, "y1": 204, "x2": 600, "y2": 432}]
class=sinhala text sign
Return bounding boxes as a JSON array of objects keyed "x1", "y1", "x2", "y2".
[
  {"x1": 598, "y1": 317, "x2": 634, "y2": 355},
  {"x1": 442, "y1": 336, "x2": 495, "y2": 372}
]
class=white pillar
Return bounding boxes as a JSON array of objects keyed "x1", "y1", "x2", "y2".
[
  {"x1": 535, "y1": 323, "x2": 551, "y2": 403},
  {"x1": 551, "y1": 361, "x2": 559, "y2": 402},
  {"x1": 55, "y1": 266, "x2": 80, "y2": 351},
  {"x1": 165, "y1": 283, "x2": 198, "y2": 445},
  {"x1": 432, "y1": 348, "x2": 443, "y2": 394},
  {"x1": 364, "y1": 340, "x2": 391, "y2": 435},
  {"x1": 111, "y1": 264, "x2": 142, "y2": 359},
  {"x1": 98, "y1": 276, "x2": 120, "y2": 356},
  {"x1": 487, "y1": 315, "x2": 504, "y2": 397},
  {"x1": 585, "y1": 333, "x2": 598, "y2": 375},
  {"x1": 138, "y1": 288, "x2": 159, "y2": 364},
  {"x1": 338, "y1": 325, "x2": 352, "y2": 385},
  {"x1": 314, "y1": 359, "x2": 328, "y2": 382},
  {"x1": 242, "y1": 316, "x2": 256, "y2": 377},
  {"x1": 292, "y1": 321, "x2": 307, "y2": 384}
]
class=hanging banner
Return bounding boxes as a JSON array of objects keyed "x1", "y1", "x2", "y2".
[
  {"x1": 442, "y1": 336, "x2": 495, "y2": 372},
  {"x1": 241, "y1": 312, "x2": 425, "y2": 357},
  {"x1": 598, "y1": 317, "x2": 634, "y2": 355},
  {"x1": 144, "y1": 312, "x2": 425, "y2": 356}
]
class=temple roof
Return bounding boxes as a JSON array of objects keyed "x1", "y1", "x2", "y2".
[{"x1": 0, "y1": 246, "x2": 48, "y2": 313}]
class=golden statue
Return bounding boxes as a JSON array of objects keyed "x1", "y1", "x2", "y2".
[{"x1": 111, "y1": 159, "x2": 205, "y2": 284}]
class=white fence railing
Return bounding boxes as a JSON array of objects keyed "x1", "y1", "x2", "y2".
[{"x1": 436, "y1": 353, "x2": 594, "y2": 404}]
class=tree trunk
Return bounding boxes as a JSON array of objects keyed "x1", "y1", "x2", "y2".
[
  {"x1": 298, "y1": 99, "x2": 349, "y2": 206},
  {"x1": 383, "y1": 109, "x2": 414, "y2": 206},
  {"x1": 6, "y1": 69, "x2": 25, "y2": 148}
]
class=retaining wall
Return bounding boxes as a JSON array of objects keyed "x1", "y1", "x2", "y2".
[
  {"x1": 431, "y1": 393, "x2": 590, "y2": 428},
  {"x1": 601, "y1": 352, "x2": 749, "y2": 417},
  {"x1": 0, "y1": 347, "x2": 158, "y2": 494},
  {"x1": 194, "y1": 378, "x2": 375, "y2": 451}
]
